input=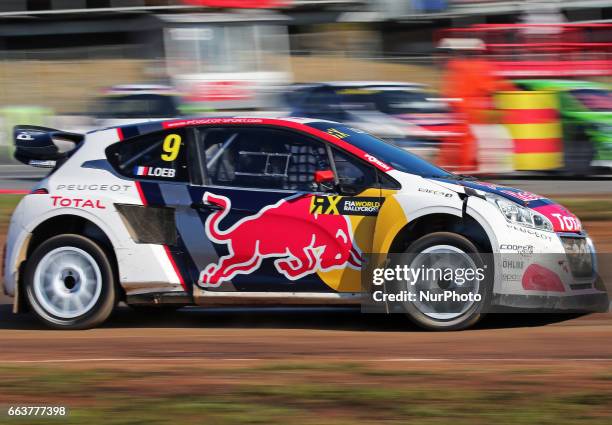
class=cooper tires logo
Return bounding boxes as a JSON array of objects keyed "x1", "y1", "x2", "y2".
[{"x1": 500, "y1": 244, "x2": 534, "y2": 256}]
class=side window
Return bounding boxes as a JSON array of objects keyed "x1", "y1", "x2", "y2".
[
  {"x1": 331, "y1": 148, "x2": 378, "y2": 190},
  {"x1": 106, "y1": 129, "x2": 188, "y2": 182},
  {"x1": 200, "y1": 127, "x2": 331, "y2": 192}
]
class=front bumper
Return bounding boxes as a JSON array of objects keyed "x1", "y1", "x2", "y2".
[{"x1": 493, "y1": 291, "x2": 609, "y2": 313}]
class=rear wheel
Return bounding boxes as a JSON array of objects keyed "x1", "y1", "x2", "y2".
[
  {"x1": 399, "y1": 232, "x2": 491, "y2": 331},
  {"x1": 563, "y1": 125, "x2": 594, "y2": 175},
  {"x1": 24, "y1": 234, "x2": 116, "y2": 329}
]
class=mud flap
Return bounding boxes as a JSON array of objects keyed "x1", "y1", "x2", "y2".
[{"x1": 13, "y1": 263, "x2": 23, "y2": 314}]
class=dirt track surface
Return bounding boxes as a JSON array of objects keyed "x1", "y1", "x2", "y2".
[
  {"x1": 2, "y1": 297, "x2": 612, "y2": 423},
  {"x1": 1, "y1": 305, "x2": 611, "y2": 364}
]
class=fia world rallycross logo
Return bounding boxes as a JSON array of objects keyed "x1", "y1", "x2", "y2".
[{"x1": 310, "y1": 196, "x2": 384, "y2": 216}]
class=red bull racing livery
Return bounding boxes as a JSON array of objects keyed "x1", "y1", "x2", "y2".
[{"x1": 3, "y1": 117, "x2": 608, "y2": 330}]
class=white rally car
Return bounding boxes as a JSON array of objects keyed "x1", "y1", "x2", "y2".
[{"x1": 3, "y1": 118, "x2": 608, "y2": 330}]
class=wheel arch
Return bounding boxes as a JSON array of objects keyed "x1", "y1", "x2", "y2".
[
  {"x1": 388, "y1": 210, "x2": 494, "y2": 254},
  {"x1": 26, "y1": 214, "x2": 115, "y2": 256},
  {"x1": 15, "y1": 213, "x2": 123, "y2": 312}
]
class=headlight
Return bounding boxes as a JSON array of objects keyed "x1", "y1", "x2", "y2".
[{"x1": 486, "y1": 194, "x2": 554, "y2": 232}]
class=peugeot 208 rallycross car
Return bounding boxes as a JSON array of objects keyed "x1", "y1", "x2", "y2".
[{"x1": 3, "y1": 118, "x2": 607, "y2": 330}]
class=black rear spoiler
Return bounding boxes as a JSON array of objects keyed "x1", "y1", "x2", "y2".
[{"x1": 13, "y1": 125, "x2": 84, "y2": 168}]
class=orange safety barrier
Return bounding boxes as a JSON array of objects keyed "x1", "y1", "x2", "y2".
[{"x1": 496, "y1": 91, "x2": 563, "y2": 171}]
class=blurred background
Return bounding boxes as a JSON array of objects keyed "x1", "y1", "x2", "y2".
[
  {"x1": 0, "y1": 3, "x2": 611, "y2": 424},
  {"x1": 0, "y1": 0, "x2": 609, "y2": 177}
]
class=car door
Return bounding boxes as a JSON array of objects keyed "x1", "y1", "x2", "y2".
[
  {"x1": 105, "y1": 126, "x2": 201, "y2": 292},
  {"x1": 182, "y1": 126, "x2": 382, "y2": 293},
  {"x1": 318, "y1": 146, "x2": 386, "y2": 292}
]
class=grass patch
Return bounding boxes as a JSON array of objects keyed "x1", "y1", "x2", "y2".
[
  {"x1": 2, "y1": 365, "x2": 612, "y2": 425},
  {"x1": 506, "y1": 368, "x2": 552, "y2": 376},
  {"x1": 249, "y1": 361, "x2": 366, "y2": 373},
  {"x1": 1, "y1": 367, "x2": 118, "y2": 397},
  {"x1": 0, "y1": 194, "x2": 22, "y2": 225},
  {"x1": 358, "y1": 368, "x2": 438, "y2": 377}
]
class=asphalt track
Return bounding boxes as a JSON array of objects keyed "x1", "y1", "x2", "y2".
[{"x1": 0, "y1": 165, "x2": 46, "y2": 192}]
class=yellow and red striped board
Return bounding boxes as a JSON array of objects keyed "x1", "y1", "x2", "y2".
[{"x1": 497, "y1": 91, "x2": 563, "y2": 171}]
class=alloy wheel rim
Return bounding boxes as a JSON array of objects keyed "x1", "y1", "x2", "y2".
[
  {"x1": 33, "y1": 246, "x2": 102, "y2": 319},
  {"x1": 407, "y1": 244, "x2": 481, "y2": 320}
]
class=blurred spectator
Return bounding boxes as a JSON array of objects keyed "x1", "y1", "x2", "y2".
[{"x1": 438, "y1": 38, "x2": 515, "y2": 172}]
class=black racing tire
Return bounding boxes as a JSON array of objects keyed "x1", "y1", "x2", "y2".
[
  {"x1": 398, "y1": 232, "x2": 491, "y2": 331},
  {"x1": 563, "y1": 125, "x2": 594, "y2": 175},
  {"x1": 24, "y1": 234, "x2": 117, "y2": 330}
]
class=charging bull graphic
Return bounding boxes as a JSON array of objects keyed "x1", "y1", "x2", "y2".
[{"x1": 199, "y1": 192, "x2": 363, "y2": 287}]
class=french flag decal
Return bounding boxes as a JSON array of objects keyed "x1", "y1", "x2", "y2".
[{"x1": 134, "y1": 166, "x2": 149, "y2": 176}]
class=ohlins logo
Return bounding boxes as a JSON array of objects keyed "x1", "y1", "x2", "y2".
[
  {"x1": 310, "y1": 196, "x2": 384, "y2": 216},
  {"x1": 502, "y1": 259, "x2": 524, "y2": 270}
]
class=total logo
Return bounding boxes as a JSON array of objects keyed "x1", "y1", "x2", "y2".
[
  {"x1": 51, "y1": 196, "x2": 105, "y2": 209},
  {"x1": 532, "y1": 204, "x2": 582, "y2": 233},
  {"x1": 551, "y1": 213, "x2": 581, "y2": 232},
  {"x1": 134, "y1": 166, "x2": 176, "y2": 178}
]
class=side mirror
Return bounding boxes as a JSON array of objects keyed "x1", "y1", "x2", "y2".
[{"x1": 314, "y1": 170, "x2": 335, "y2": 184}]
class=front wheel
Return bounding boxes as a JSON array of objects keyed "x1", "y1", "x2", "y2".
[
  {"x1": 24, "y1": 234, "x2": 117, "y2": 329},
  {"x1": 398, "y1": 232, "x2": 491, "y2": 331}
]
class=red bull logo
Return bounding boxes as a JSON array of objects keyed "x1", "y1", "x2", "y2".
[{"x1": 199, "y1": 192, "x2": 363, "y2": 287}]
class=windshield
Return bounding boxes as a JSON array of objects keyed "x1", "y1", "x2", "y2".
[
  {"x1": 570, "y1": 89, "x2": 612, "y2": 112},
  {"x1": 307, "y1": 122, "x2": 452, "y2": 177},
  {"x1": 336, "y1": 88, "x2": 449, "y2": 114}
]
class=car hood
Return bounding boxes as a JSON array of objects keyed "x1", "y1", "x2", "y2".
[{"x1": 429, "y1": 177, "x2": 581, "y2": 233}]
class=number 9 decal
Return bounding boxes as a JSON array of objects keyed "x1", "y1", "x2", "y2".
[{"x1": 161, "y1": 134, "x2": 181, "y2": 161}]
